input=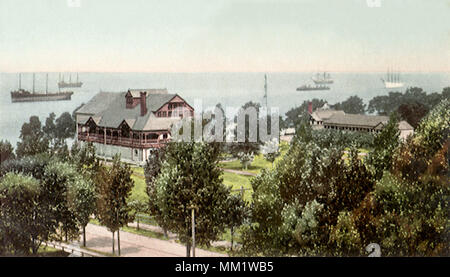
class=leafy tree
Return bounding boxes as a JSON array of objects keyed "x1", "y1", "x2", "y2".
[
  {"x1": 442, "y1": 87, "x2": 450, "y2": 99},
  {"x1": 0, "y1": 140, "x2": 15, "y2": 164},
  {"x1": 328, "y1": 211, "x2": 362, "y2": 256},
  {"x1": 43, "y1": 112, "x2": 57, "y2": 143},
  {"x1": 144, "y1": 147, "x2": 169, "y2": 235},
  {"x1": 368, "y1": 87, "x2": 447, "y2": 115},
  {"x1": 95, "y1": 155, "x2": 134, "y2": 256},
  {"x1": 152, "y1": 142, "x2": 230, "y2": 256},
  {"x1": 243, "y1": 124, "x2": 376, "y2": 256},
  {"x1": 356, "y1": 99, "x2": 449, "y2": 256},
  {"x1": 260, "y1": 138, "x2": 281, "y2": 164},
  {"x1": 224, "y1": 194, "x2": 249, "y2": 251},
  {"x1": 128, "y1": 199, "x2": 148, "y2": 231},
  {"x1": 16, "y1": 116, "x2": 49, "y2": 158},
  {"x1": 67, "y1": 176, "x2": 96, "y2": 247},
  {"x1": 241, "y1": 169, "x2": 285, "y2": 255},
  {"x1": 367, "y1": 112, "x2": 400, "y2": 180},
  {"x1": 42, "y1": 160, "x2": 82, "y2": 242},
  {"x1": 284, "y1": 98, "x2": 327, "y2": 127},
  {"x1": 69, "y1": 142, "x2": 100, "y2": 179},
  {"x1": 392, "y1": 99, "x2": 449, "y2": 181},
  {"x1": 237, "y1": 152, "x2": 254, "y2": 170},
  {"x1": 0, "y1": 173, "x2": 47, "y2": 255},
  {"x1": 0, "y1": 155, "x2": 97, "y2": 254},
  {"x1": 227, "y1": 101, "x2": 263, "y2": 160},
  {"x1": 55, "y1": 112, "x2": 76, "y2": 140},
  {"x1": 0, "y1": 153, "x2": 51, "y2": 181},
  {"x1": 332, "y1": 95, "x2": 365, "y2": 114},
  {"x1": 397, "y1": 102, "x2": 429, "y2": 128},
  {"x1": 290, "y1": 200, "x2": 324, "y2": 255}
]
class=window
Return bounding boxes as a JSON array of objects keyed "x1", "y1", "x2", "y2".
[
  {"x1": 163, "y1": 111, "x2": 167, "y2": 117},
  {"x1": 168, "y1": 111, "x2": 172, "y2": 117},
  {"x1": 158, "y1": 112, "x2": 162, "y2": 117}
]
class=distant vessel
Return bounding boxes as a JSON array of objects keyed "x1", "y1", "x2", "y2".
[
  {"x1": 58, "y1": 73, "x2": 83, "y2": 88},
  {"x1": 312, "y1": 72, "x2": 333, "y2": 85},
  {"x1": 381, "y1": 68, "x2": 404, "y2": 89},
  {"x1": 296, "y1": 84, "x2": 330, "y2": 91},
  {"x1": 11, "y1": 73, "x2": 73, "y2": 103}
]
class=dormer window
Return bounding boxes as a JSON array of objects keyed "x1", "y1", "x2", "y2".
[{"x1": 126, "y1": 94, "x2": 134, "y2": 109}]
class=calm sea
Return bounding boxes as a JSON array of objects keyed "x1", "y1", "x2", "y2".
[{"x1": 1, "y1": 72, "x2": 449, "y2": 146}]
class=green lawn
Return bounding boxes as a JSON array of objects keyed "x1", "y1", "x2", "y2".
[
  {"x1": 129, "y1": 167, "x2": 149, "y2": 202},
  {"x1": 127, "y1": 141, "x2": 291, "y2": 204},
  {"x1": 220, "y1": 154, "x2": 274, "y2": 174},
  {"x1": 220, "y1": 141, "x2": 290, "y2": 175},
  {"x1": 37, "y1": 245, "x2": 69, "y2": 257},
  {"x1": 222, "y1": 171, "x2": 253, "y2": 202}
]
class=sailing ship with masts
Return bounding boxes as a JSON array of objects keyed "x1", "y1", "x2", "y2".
[
  {"x1": 58, "y1": 73, "x2": 83, "y2": 88},
  {"x1": 11, "y1": 73, "x2": 73, "y2": 103},
  {"x1": 312, "y1": 72, "x2": 333, "y2": 84},
  {"x1": 381, "y1": 68, "x2": 404, "y2": 89},
  {"x1": 297, "y1": 71, "x2": 332, "y2": 91}
]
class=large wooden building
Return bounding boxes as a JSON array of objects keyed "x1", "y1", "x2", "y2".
[
  {"x1": 75, "y1": 88, "x2": 193, "y2": 164},
  {"x1": 309, "y1": 103, "x2": 414, "y2": 140}
]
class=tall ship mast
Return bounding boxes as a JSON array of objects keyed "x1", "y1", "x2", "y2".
[
  {"x1": 263, "y1": 74, "x2": 268, "y2": 108},
  {"x1": 381, "y1": 67, "x2": 404, "y2": 89},
  {"x1": 11, "y1": 73, "x2": 74, "y2": 103},
  {"x1": 58, "y1": 72, "x2": 83, "y2": 88},
  {"x1": 312, "y1": 71, "x2": 333, "y2": 84}
]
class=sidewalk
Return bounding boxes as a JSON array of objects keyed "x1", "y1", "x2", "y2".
[
  {"x1": 81, "y1": 223, "x2": 227, "y2": 257},
  {"x1": 128, "y1": 221, "x2": 236, "y2": 249},
  {"x1": 223, "y1": 168, "x2": 257, "y2": 176}
]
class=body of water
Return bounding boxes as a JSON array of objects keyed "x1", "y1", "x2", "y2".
[{"x1": 1, "y1": 72, "x2": 449, "y2": 146}]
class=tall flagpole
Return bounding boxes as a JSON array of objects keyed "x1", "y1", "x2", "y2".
[{"x1": 264, "y1": 74, "x2": 268, "y2": 116}]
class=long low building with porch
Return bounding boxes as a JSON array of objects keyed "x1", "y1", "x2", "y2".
[
  {"x1": 75, "y1": 88, "x2": 193, "y2": 164},
  {"x1": 309, "y1": 103, "x2": 414, "y2": 140}
]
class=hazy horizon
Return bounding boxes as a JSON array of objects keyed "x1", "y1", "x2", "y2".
[{"x1": 1, "y1": 0, "x2": 449, "y2": 73}]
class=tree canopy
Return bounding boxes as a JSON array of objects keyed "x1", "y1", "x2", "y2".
[{"x1": 151, "y1": 141, "x2": 231, "y2": 256}]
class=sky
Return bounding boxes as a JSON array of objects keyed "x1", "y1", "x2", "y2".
[{"x1": 0, "y1": 0, "x2": 449, "y2": 73}]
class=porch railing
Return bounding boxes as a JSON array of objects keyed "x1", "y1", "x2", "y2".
[{"x1": 77, "y1": 133, "x2": 169, "y2": 148}]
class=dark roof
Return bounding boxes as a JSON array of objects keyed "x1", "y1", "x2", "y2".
[
  {"x1": 75, "y1": 91, "x2": 183, "y2": 131},
  {"x1": 128, "y1": 88, "x2": 168, "y2": 98},
  {"x1": 76, "y1": 91, "x2": 120, "y2": 115},
  {"x1": 324, "y1": 113, "x2": 389, "y2": 128}
]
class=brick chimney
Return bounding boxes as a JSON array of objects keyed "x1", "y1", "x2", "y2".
[
  {"x1": 308, "y1": 101, "x2": 313, "y2": 114},
  {"x1": 140, "y1": 91, "x2": 147, "y2": 116}
]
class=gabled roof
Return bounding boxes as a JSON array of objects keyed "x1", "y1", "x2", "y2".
[
  {"x1": 398, "y1": 120, "x2": 414, "y2": 130},
  {"x1": 75, "y1": 91, "x2": 188, "y2": 131},
  {"x1": 324, "y1": 113, "x2": 389, "y2": 128},
  {"x1": 127, "y1": 88, "x2": 168, "y2": 98},
  {"x1": 311, "y1": 109, "x2": 345, "y2": 121},
  {"x1": 76, "y1": 91, "x2": 121, "y2": 115}
]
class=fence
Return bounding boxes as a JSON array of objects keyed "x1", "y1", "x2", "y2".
[
  {"x1": 231, "y1": 185, "x2": 252, "y2": 199},
  {"x1": 41, "y1": 241, "x2": 101, "y2": 257}
]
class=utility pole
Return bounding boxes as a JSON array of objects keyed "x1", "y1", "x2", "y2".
[
  {"x1": 46, "y1": 73, "x2": 48, "y2": 94},
  {"x1": 191, "y1": 208, "x2": 196, "y2": 257}
]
